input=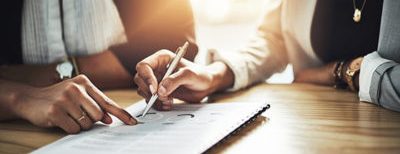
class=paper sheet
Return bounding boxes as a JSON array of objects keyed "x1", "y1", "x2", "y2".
[{"x1": 32, "y1": 100, "x2": 268, "y2": 154}]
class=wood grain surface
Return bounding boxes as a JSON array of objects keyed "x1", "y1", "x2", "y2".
[{"x1": 1, "y1": 83, "x2": 400, "y2": 154}]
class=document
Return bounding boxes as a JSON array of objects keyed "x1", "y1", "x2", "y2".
[{"x1": 32, "y1": 100, "x2": 269, "y2": 154}]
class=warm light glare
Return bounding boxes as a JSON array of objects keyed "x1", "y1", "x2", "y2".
[
  {"x1": 204, "y1": 0, "x2": 230, "y2": 21},
  {"x1": 191, "y1": 0, "x2": 231, "y2": 22}
]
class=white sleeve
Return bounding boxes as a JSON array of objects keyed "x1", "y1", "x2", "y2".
[
  {"x1": 358, "y1": 52, "x2": 391, "y2": 102},
  {"x1": 206, "y1": 0, "x2": 288, "y2": 91}
]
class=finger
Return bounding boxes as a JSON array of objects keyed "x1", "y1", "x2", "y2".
[
  {"x1": 137, "y1": 89, "x2": 146, "y2": 99},
  {"x1": 58, "y1": 114, "x2": 81, "y2": 134},
  {"x1": 158, "y1": 95, "x2": 173, "y2": 106},
  {"x1": 136, "y1": 50, "x2": 175, "y2": 93},
  {"x1": 162, "y1": 97, "x2": 173, "y2": 111},
  {"x1": 134, "y1": 74, "x2": 152, "y2": 97},
  {"x1": 141, "y1": 50, "x2": 175, "y2": 70},
  {"x1": 65, "y1": 87, "x2": 97, "y2": 129},
  {"x1": 137, "y1": 90, "x2": 150, "y2": 103},
  {"x1": 137, "y1": 79, "x2": 152, "y2": 98},
  {"x1": 156, "y1": 95, "x2": 173, "y2": 111},
  {"x1": 76, "y1": 89, "x2": 105, "y2": 123},
  {"x1": 66, "y1": 106, "x2": 93, "y2": 130},
  {"x1": 158, "y1": 68, "x2": 195, "y2": 97},
  {"x1": 135, "y1": 64, "x2": 158, "y2": 95},
  {"x1": 101, "y1": 112, "x2": 112, "y2": 124},
  {"x1": 47, "y1": 106, "x2": 81, "y2": 134},
  {"x1": 153, "y1": 100, "x2": 164, "y2": 111},
  {"x1": 85, "y1": 83, "x2": 137, "y2": 125}
]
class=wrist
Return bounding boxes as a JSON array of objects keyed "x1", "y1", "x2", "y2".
[
  {"x1": 32, "y1": 63, "x2": 60, "y2": 86},
  {"x1": 11, "y1": 85, "x2": 36, "y2": 119},
  {"x1": 207, "y1": 61, "x2": 234, "y2": 93},
  {"x1": 0, "y1": 80, "x2": 36, "y2": 120},
  {"x1": 342, "y1": 57, "x2": 363, "y2": 91}
]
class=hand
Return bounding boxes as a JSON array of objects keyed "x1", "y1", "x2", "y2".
[
  {"x1": 294, "y1": 62, "x2": 337, "y2": 86},
  {"x1": 134, "y1": 50, "x2": 233, "y2": 110},
  {"x1": 15, "y1": 75, "x2": 137, "y2": 134}
]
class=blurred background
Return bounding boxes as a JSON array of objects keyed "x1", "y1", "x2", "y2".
[{"x1": 190, "y1": 0, "x2": 293, "y2": 84}]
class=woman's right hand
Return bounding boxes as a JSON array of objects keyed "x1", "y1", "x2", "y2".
[
  {"x1": 15, "y1": 75, "x2": 137, "y2": 134},
  {"x1": 134, "y1": 50, "x2": 234, "y2": 110}
]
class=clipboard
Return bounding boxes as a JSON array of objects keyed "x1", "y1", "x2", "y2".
[{"x1": 32, "y1": 101, "x2": 270, "y2": 154}]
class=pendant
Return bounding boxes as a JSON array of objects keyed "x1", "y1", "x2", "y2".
[{"x1": 353, "y1": 9, "x2": 361, "y2": 23}]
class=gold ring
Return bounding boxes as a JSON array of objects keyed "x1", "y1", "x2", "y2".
[
  {"x1": 78, "y1": 115, "x2": 85, "y2": 121},
  {"x1": 78, "y1": 112, "x2": 86, "y2": 121}
]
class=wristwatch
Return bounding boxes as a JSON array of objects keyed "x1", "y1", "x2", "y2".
[
  {"x1": 56, "y1": 60, "x2": 74, "y2": 80},
  {"x1": 344, "y1": 57, "x2": 363, "y2": 91}
]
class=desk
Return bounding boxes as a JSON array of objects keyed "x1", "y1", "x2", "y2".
[{"x1": 1, "y1": 83, "x2": 400, "y2": 153}]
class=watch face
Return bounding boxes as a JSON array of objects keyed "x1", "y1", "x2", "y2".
[
  {"x1": 60, "y1": 63, "x2": 73, "y2": 71},
  {"x1": 57, "y1": 61, "x2": 73, "y2": 79}
]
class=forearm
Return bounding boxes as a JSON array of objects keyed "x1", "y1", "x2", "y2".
[
  {"x1": 0, "y1": 50, "x2": 132, "y2": 89},
  {"x1": 0, "y1": 63, "x2": 58, "y2": 87},
  {"x1": 361, "y1": 61, "x2": 400, "y2": 111},
  {"x1": 376, "y1": 65, "x2": 400, "y2": 111},
  {"x1": 77, "y1": 50, "x2": 132, "y2": 89},
  {"x1": 0, "y1": 79, "x2": 29, "y2": 121}
]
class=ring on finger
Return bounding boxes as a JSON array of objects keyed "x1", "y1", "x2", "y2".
[{"x1": 77, "y1": 112, "x2": 86, "y2": 121}]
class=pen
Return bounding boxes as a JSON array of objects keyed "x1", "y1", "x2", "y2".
[{"x1": 141, "y1": 41, "x2": 190, "y2": 117}]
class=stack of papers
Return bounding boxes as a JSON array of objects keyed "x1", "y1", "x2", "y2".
[{"x1": 33, "y1": 100, "x2": 269, "y2": 154}]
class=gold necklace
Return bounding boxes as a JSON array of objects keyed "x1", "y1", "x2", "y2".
[{"x1": 352, "y1": 0, "x2": 367, "y2": 23}]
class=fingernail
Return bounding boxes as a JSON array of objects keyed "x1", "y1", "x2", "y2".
[
  {"x1": 149, "y1": 85, "x2": 156, "y2": 94},
  {"x1": 129, "y1": 117, "x2": 137, "y2": 125},
  {"x1": 104, "y1": 113, "x2": 112, "y2": 124},
  {"x1": 158, "y1": 85, "x2": 166, "y2": 95}
]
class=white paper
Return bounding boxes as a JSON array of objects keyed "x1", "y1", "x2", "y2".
[{"x1": 32, "y1": 100, "x2": 268, "y2": 154}]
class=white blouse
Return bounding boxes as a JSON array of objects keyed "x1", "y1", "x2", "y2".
[
  {"x1": 21, "y1": 0, "x2": 127, "y2": 64},
  {"x1": 207, "y1": 0, "x2": 385, "y2": 104}
]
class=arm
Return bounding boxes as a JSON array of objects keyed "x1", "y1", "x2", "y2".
[
  {"x1": 359, "y1": 52, "x2": 400, "y2": 111},
  {"x1": 0, "y1": 50, "x2": 132, "y2": 90},
  {"x1": 207, "y1": 0, "x2": 288, "y2": 91},
  {"x1": 376, "y1": 0, "x2": 400, "y2": 63},
  {"x1": 134, "y1": 0, "x2": 288, "y2": 109},
  {"x1": 0, "y1": 79, "x2": 22, "y2": 120},
  {"x1": 358, "y1": 0, "x2": 400, "y2": 112},
  {"x1": 376, "y1": 64, "x2": 400, "y2": 111}
]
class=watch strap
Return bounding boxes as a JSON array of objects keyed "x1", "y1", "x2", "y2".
[{"x1": 69, "y1": 56, "x2": 80, "y2": 76}]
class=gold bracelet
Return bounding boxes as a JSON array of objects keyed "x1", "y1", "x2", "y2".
[{"x1": 333, "y1": 61, "x2": 347, "y2": 89}]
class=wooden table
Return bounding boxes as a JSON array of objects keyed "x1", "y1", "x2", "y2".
[{"x1": 1, "y1": 83, "x2": 400, "y2": 154}]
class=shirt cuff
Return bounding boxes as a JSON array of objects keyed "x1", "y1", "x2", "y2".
[
  {"x1": 206, "y1": 49, "x2": 248, "y2": 91},
  {"x1": 359, "y1": 52, "x2": 391, "y2": 102}
]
